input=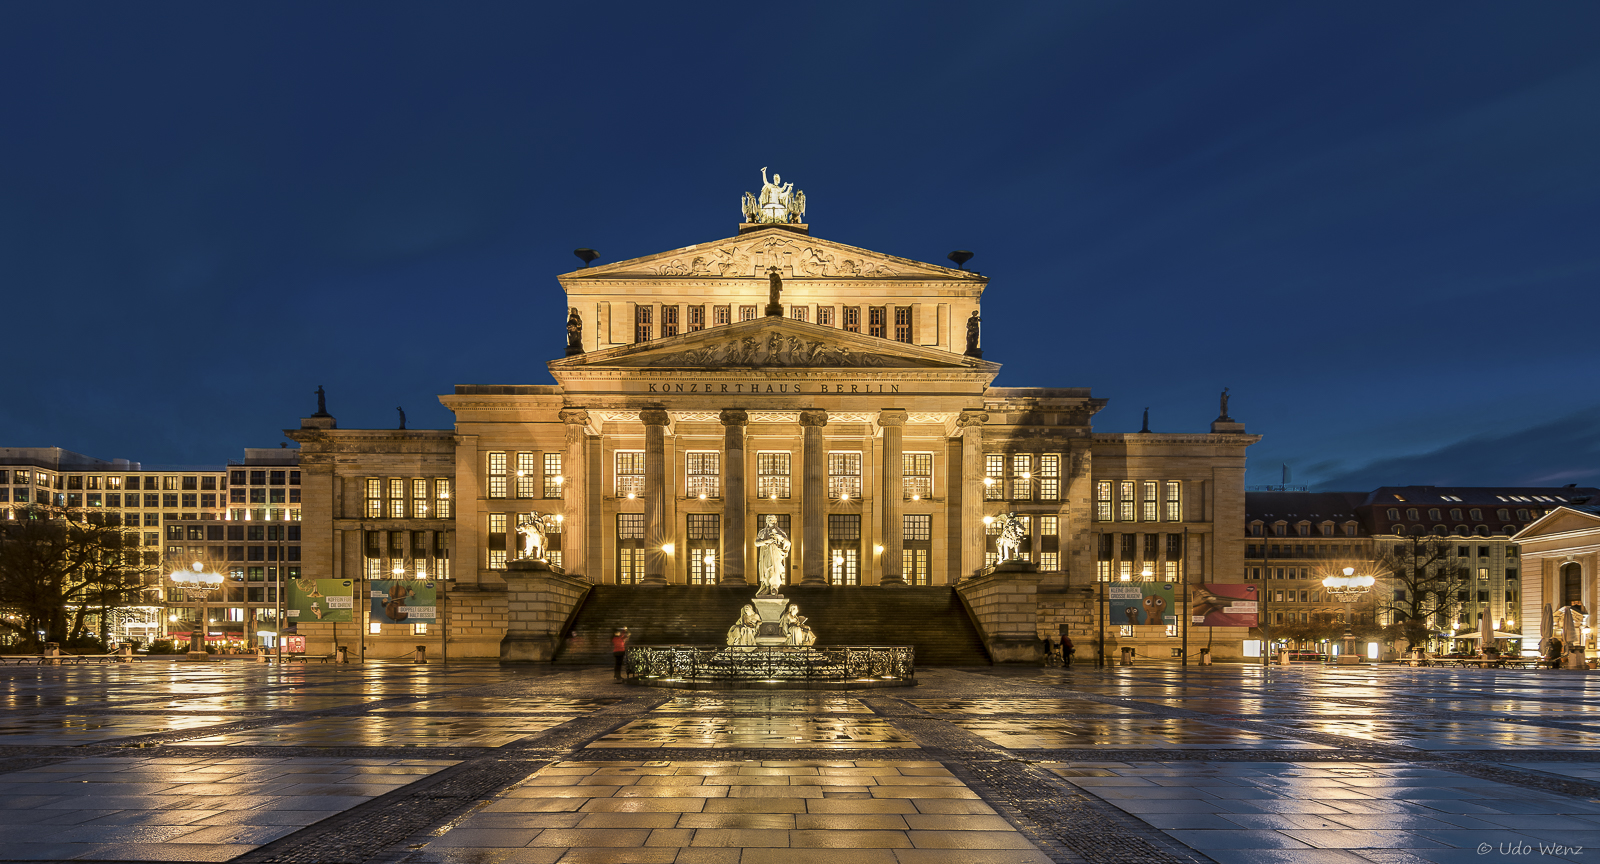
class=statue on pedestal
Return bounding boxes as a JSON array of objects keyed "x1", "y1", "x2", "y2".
[
  {"x1": 516, "y1": 513, "x2": 551, "y2": 560},
  {"x1": 765, "y1": 267, "x2": 784, "y2": 317},
  {"x1": 754, "y1": 515, "x2": 791, "y2": 595},
  {"x1": 566, "y1": 307, "x2": 584, "y2": 356},
  {"x1": 995, "y1": 512, "x2": 1026, "y2": 562},
  {"x1": 964, "y1": 311, "x2": 982, "y2": 358},
  {"x1": 742, "y1": 168, "x2": 807, "y2": 224},
  {"x1": 313, "y1": 385, "x2": 330, "y2": 417},
  {"x1": 1218, "y1": 387, "x2": 1232, "y2": 421},
  {"x1": 725, "y1": 604, "x2": 760, "y2": 647}
]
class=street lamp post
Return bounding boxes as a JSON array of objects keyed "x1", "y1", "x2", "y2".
[
  {"x1": 170, "y1": 561, "x2": 223, "y2": 662},
  {"x1": 1322, "y1": 566, "x2": 1375, "y2": 662}
]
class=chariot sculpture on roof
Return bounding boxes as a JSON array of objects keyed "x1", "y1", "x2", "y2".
[{"x1": 742, "y1": 167, "x2": 807, "y2": 224}]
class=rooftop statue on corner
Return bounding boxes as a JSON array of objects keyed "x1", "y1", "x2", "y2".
[
  {"x1": 566, "y1": 307, "x2": 584, "y2": 356},
  {"x1": 742, "y1": 167, "x2": 806, "y2": 225},
  {"x1": 313, "y1": 385, "x2": 330, "y2": 417},
  {"x1": 1218, "y1": 387, "x2": 1232, "y2": 422},
  {"x1": 964, "y1": 311, "x2": 982, "y2": 358}
]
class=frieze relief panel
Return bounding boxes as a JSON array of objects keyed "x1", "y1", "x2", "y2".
[
  {"x1": 635, "y1": 333, "x2": 921, "y2": 369},
  {"x1": 645, "y1": 235, "x2": 903, "y2": 279}
]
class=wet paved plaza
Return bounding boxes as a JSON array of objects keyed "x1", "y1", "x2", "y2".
[{"x1": 0, "y1": 663, "x2": 1595, "y2": 863}]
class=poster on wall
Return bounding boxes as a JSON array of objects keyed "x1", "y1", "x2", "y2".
[
  {"x1": 1191, "y1": 584, "x2": 1259, "y2": 627},
  {"x1": 1108, "y1": 582, "x2": 1176, "y2": 626},
  {"x1": 370, "y1": 580, "x2": 438, "y2": 624},
  {"x1": 287, "y1": 578, "x2": 354, "y2": 623}
]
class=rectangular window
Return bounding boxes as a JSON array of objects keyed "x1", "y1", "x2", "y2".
[
  {"x1": 635, "y1": 304, "x2": 653, "y2": 342},
  {"x1": 435, "y1": 479, "x2": 451, "y2": 519},
  {"x1": 687, "y1": 304, "x2": 704, "y2": 332},
  {"x1": 389, "y1": 478, "x2": 406, "y2": 519},
  {"x1": 1165, "y1": 481, "x2": 1181, "y2": 521},
  {"x1": 828, "y1": 514, "x2": 860, "y2": 585},
  {"x1": 1039, "y1": 515, "x2": 1060, "y2": 571},
  {"x1": 1010, "y1": 454, "x2": 1033, "y2": 500},
  {"x1": 894, "y1": 306, "x2": 912, "y2": 343},
  {"x1": 790, "y1": 305, "x2": 809, "y2": 323},
  {"x1": 687, "y1": 513, "x2": 719, "y2": 585},
  {"x1": 686, "y1": 452, "x2": 721, "y2": 499},
  {"x1": 843, "y1": 306, "x2": 860, "y2": 333},
  {"x1": 617, "y1": 514, "x2": 645, "y2": 584},
  {"x1": 1119, "y1": 481, "x2": 1135, "y2": 522},
  {"x1": 1096, "y1": 481, "x2": 1112, "y2": 522},
  {"x1": 984, "y1": 454, "x2": 1004, "y2": 500},
  {"x1": 487, "y1": 452, "x2": 507, "y2": 499},
  {"x1": 757, "y1": 452, "x2": 791, "y2": 500},
  {"x1": 739, "y1": 304, "x2": 757, "y2": 322},
  {"x1": 1038, "y1": 454, "x2": 1060, "y2": 500},
  {"x1": 365, "y1": 479, "x2": 382, "y2": 518},
  {"x1": 828, "y1": 452, "x2": 861, "y2": 499},
  {"x1": 487, "y1": 514, "x2": 507, "y2": 570},
  {"x1": 868, "y1": 306, "x2": 886, "y2": 338},
  {"x1": 714, "y1": 305, "x2": 731, "y2": 326},
  {"x1": 615, "y1": 451, "x2": 645, "y2": 498},
  {"x1": 1142, "y1": 481, "x2": 1158, "y2": 522},
  {"x1": 818, "y1": 306, "x2": 835, "y2": 327},
  {"x1": 661, "y1": 305, "x2": 679, "y2": 338},
  {"x1": 411, "y1": 479, "x2": 429, "y2": 518},
  {"x1": 543, "y1": 453, "x2": 563, "y2": 498},
  {"x1": 904, "y1": 514, "x2": 932, "y2": 586},
  {"x1": 412, "y1": 622, "x2": 429, "y2": 635},
  {"x1": 903, "y1": 453, "x2": 933, "y2": 500},
  {"x1": 516, "y1": 452, "x2": 538, "y2": 498}
]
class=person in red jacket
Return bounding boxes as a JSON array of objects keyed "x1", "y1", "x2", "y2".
[{"x1": 612, "y1": 628, "x2": 630, "y2": 680}]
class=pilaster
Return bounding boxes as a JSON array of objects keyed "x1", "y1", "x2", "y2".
[
  {"x1": 560, "y1": 410, "x2": 590, "y2": 580},
  {"x1": 957, "y1": 411, "x2": 988, "y2": 580}
]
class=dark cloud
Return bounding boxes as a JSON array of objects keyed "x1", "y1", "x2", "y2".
[{"x1": 1312, "y1": 407, "x2": 1600, "y2": 490}]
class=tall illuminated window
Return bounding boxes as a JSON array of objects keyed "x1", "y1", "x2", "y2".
[
  {"x1": 412, "y1": 479, "x2": 428, "y2": 518},
  {"x1": 984, "y1": 455, "x2": 1004, "y2": 500},
  {"x1": 1118, "y1": 481, "x2": 1135, "y2": 522},
  {"x1": 903, "y1": 453, "x2": 933, "y2": 500},
  {"x1": 435, "y1": 479, "x2": 451, "y2": 519},
  {"x1": 828, "y1": 514, "x2": 860, "y2": 585},
  {"x1": 1165, "y1": 481, "x2": 1181, "y2": 521},
  {"x1": 516, "y1": 453, "x2": 538, "y2": 498},
  {"x1": 894, "y1": 306, "x2": 912, "y2": 343},
  {"x1": 389, "y1": 479, "x2": 406, "y2": 519},
  {"x1": 615, "y1": 452, "x2": 645, "y2": 498},
  {"x1": 365, "y1": 479, "x2": 382, "y2": 518},
  {"x1": 487, "y1": 514, "x2": 507, "y2": 570},
  {"x1": 685, "y1": 452, "x2": 720, "y2": 499},
  {"x1": 543, "y1": 454, "x2": 563, "y2": 498},
  {"x1": 1039, "y1": 454, "x2": 1060, "y2": 500},
  {"x1": 487, "y1": 452, "x2": 507, "y2": 499},
  {"x1": 1010, "y1": 454, "x2": 1033, "y2": 500},
  {"x1": 1039, "y1": 515, "x2": 1060, "y2": 571},
  {"x1": 1096, "y1": 481, "x2": 1112, "y2": 522},
  {"x1": 757, "y1": 452, "x2": 791, "y2": 499},
  {"x1": 1142, "y1": 481, "x2": 1158, "y2": 522},
  {"x1": 904, "y1": 514, "x2": 931, "y2": 585},
  {"x1": 617, "y1": 514, "x2": 644, "y2": 584},
  {"x1": 635, "y1": 305, "x2": 653, "y2": 342},
  {"x1": 687, "y1": 514, "x2": 719, "y2": 585},
  {"x1": 827, "y1": 452, "x2": 861, "y2": 499}
]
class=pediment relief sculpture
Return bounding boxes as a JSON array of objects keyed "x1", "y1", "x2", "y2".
[
  {"x1": 644, "y1": 235, "x2": 901, "y2": 279},
  {"x1": 640, "y1": 333, "x2": 914, "y2": 368}
]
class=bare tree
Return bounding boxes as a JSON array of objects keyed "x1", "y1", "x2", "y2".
[
  {"x1": 0, "y1": 506, "x2": 151, "y2": 652},
  {"x1": 1375, "y1": 536, "x2": 1470, "y2": 650}
]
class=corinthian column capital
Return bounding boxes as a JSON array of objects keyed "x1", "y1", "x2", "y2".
[{"x1": 559, "y1": 409, "x2": 590, "y2": 426}]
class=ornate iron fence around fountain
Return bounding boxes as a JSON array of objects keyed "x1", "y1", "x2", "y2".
[{"x1": 624, "y1": 645, "x2": 915, "y2": 683}]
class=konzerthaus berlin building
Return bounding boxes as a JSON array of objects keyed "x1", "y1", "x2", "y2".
[{"x1": 287, "y1": 183, "x2": 1261, "y2": 662}]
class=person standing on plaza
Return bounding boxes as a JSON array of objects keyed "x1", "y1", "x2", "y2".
[
  {"x1": 1061, "y1": 626, "x2": 1075, "y2": 669},
  {"x1": 612, "y1": 628, "x2": 630, "y2": 680}
]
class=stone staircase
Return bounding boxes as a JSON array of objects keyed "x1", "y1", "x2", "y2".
[{"x1": 552, "y1": 585, "x2": 992, "y2": 666}]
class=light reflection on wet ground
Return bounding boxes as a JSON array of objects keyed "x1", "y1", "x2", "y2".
[
  {"x1": 910, "y1": 698, "x2": 1149, "y2": 715},
  {"x1": 185, "y1": 715, "x2": 577, "y2": 748},
  {"x1": 651, "y1": 694, "x2": 872, "y2": 714},
  {"x1": 592, "y1": 716, "x2": 915, "y2": 749},
  {"x1": 948, "y1": 717, "x2": 1332, "y2": 750}
]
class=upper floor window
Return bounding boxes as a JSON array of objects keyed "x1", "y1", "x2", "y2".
[
  {"x1": 515, "y1": 452, "x2": 538, "y2": 498},
  {"x1": 790, "y1": 305, "x2": 809, "y2": 323},
  {"x1": 686, "y1": 452, "x2": 721, "y2": 499},
  {"x1": 487, "y1": 452, "x2": 507, "y2": 499},
  {"x1": 1039, "y1": 454, "x2": 1060, "y2": 500},
  {"x1": 687, "y1": 305, "x2": 704, "y2": 332},
  {"x1": 1118, "y1": 481, "x2": 1135, "y2": 522},
  {"x1": 1141, "y1": 481, "x2": 1158, "y2": 522},
  {"x1": 1096, "y1": 481, "x2": 1112, "y2": 522},
  {"x1": 739, "y1": 305, "x2": 757, "y2": 322},
  {"x1": 714, "y1": 305, "x2": 731, "y2": 326},
  {"x1": 1388, "y1": 508, "x2": 1400, "y2": 519},
  {"x1": 984, "y1": 455, "x2": 1004, "y2": 501},
  {"x1": 1012, "y1": 455, "x2": 1033, "y2": 500},
  {"x1": 615, "y1": 451, "x2": 645, "y2": 498},
  {"x1": 412, "y1": 479, "x2": 429, "y2": 518},
  {"x1": 435, "y1": 479, "x2": 451, "y2": 519},
  {"x1": 661, "y1": 305, "x2": 679, "y2": 338},
  {"x1": 818, "y1": 306, "x2": 835, "y2": 327},
  {"x1": 894, "y1": 306, "x2": 912, "y2": 343},
  {"x1": 1164, "y1": 481, "x2": 1181, "y2": 521},
  {"x1": 388, "y1": 478, "x2": 406, "y2": 519},
  {"x1": 757, "y1": 452, "x2": 791, "y2": 499},
  {"x1": 868, "y1": 306, "x2": 886, "y2": 338},
  {"x1": 904, "y1": 453, "x2": 933, "y2": 500},
  {"x1": 635, "y1": 305, "x2": 653, "y2": 343},
  {"x1": 544, "y1": 453, "x2": 563, "y2": 498},
  {"x1": 828, "y1": 452, "x2": 861, "y2": 500},
  {"x1": 365, "y1": 479, "x2": 382, "y2": 518},
  {"x1": 843, "y1": 306, "x2": 860, "y2": 333}
]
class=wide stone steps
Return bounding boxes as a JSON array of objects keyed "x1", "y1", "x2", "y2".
[{"x1": 552, "y1": 585, "x2": 991, "y2": 666}]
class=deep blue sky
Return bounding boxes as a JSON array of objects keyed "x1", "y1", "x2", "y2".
[{"x1": 4, "y1": 3, "x2": 1598, "y2": 488}]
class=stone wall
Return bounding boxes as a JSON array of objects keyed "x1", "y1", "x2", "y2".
[
  {"x1": 501, "y1": 563, "x2": 592, "y2": 661},
  {"x1": 956, "y1": 567, "x2": 1042, "y2": 663}
]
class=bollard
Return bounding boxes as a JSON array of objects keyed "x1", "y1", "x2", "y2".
[
  {"x1": 45, "y1": 642, "x2": 61, "y2": 666},
  {"x1": 1119, "y1": 647, "x2": 1134, "y2": 667},
  {"x1": 118, "y1": 643, "x2": 133, "y2": 663},
  {"x1": 255, "y1": 647, "x2": 269, "y2": 663},
  {"x1": 335, "y1": 646, "x2": 349, "y2": 664},
  {"x1": 1200, "y1": 648, "x2": 1212, "y2": 666},
  {"x1": 1277, "y1": 650, "x2": 1291, "y2": 666},
  {"x1": 413, "y1": 645, "x2": 427, "y2": 664}
]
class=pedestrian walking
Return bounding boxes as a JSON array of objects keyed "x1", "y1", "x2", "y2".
[
  {"x1": 1059, "y1": 624, "x2": 1074, "y2": 668},
  {"x1": 612, "y1": 628, "x2": 630, "y2": 680}
]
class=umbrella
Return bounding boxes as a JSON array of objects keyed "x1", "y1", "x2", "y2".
[
  {"x1": 1562, "y1": 607, "x2": 1578, "y2": 649},
  {"x1": 1480, "y1": 613, "x2": 1493, "y2": 655},
  {"x1": 1542, "y1": 603, "x2": 1552, "y2": 655}
]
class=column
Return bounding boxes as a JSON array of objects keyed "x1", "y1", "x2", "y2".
[
  {"x1": 957, "y1": 410, "x2": 988, "y2": 580},
  {"x1": 800, "y1": 409, "x2": 829, "y2": 585},
  {"x1": 720, "y1": 409, "x2": 748, "y2": 586},
  {"x1": 640, "y1": 409, "x2": 670, "y2": 586},
  {"x1": 559, "y1": 410, "x2": 590, "y2": 580},
  {"x1": 878, "y1": 409, "x2": 907, "y2": 586}
]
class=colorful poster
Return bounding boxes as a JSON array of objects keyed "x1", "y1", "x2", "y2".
[
  {"x1": 370, "y1": 579, "x2": 438, "y2": 623},
  {"x1": 1109, "y1": 582, "x2": 1176, "y2": 626},
  {"x1": 287, "y1": 578, "x2": 354, "y2": 623},
  {"x1": 1191, "y1": 583, "x2": 1259, "y2": 627}
]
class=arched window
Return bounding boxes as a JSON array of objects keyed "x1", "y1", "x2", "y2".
[
  {"x1": 1393, "y1": 524, "x2": 1407, "y2": 535},
  {"x1": 1504, "y1": 525, "x2": 1518, "y2": 535},
  {"x1": 1454, "y1": 525, "x2": 1468, "y2": 536},
  {"x1": 1433, "y1": 525, "x2": 1447, "y2": 536},
  {"x1": 1475, "y1": 526, "x2": 1489, "y2": 536},
  {"x1": 1497, "y1": 509, "x2": 1510, "y2": 520},
  {"x1": 1407, "y1": 508, "x2": 1419, "y2": 520},
  {"x1": 1470, "y1": 509, "x2": 1482, "y2": 521},
  {"x1": 1516, "y1": 509, "x2": 1529, "y2": 520},
  {"x1": 1429, "y1": 508, "x2": 1442, "y2": 520},
  {"x1": 1561, "y1": 562, "x2": 1583, "y2": 608},
  {"x1": 1387, "y1": 508, "x2": 1400, "y2": 519}
]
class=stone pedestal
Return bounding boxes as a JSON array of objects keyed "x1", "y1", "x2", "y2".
[
  {"x1": 500, "y1": 558, "x2": 593, "y2": 662},
  {"x1": 751, "y1": 596, "x2": 790, "y2": 646},
  {"x1": 956, "y1": 565, "x2": 1043, "y2": 663}
]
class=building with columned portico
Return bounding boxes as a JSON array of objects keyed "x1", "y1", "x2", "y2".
[{"x1": 286, "y1": 181, "x2": 1261, "y2": 663}]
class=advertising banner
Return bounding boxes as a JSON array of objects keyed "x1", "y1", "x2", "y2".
[
  {"x1": 370, "y1": 579, "x2": 438, "y2": 624},
  {"x1": 287, "y1": 578, "x2": 354, "y2": 623},
  {"x1": 1109, "y1": 582, "x2": 1176, "y2": 626},
  {"x1": 1191, "y1": 583, "x2": 1259, "y2": 627}
]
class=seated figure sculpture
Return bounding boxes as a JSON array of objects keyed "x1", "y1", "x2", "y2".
[
  {"x1": 725, "y1": 604, "x2": 760, "y2": 648},
  {"x1": 780, "y1": 604, "x2": 816, "y2": 647}
]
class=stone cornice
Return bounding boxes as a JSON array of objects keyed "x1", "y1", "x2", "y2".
[{"x1": 1093, "y1": 433, "x2": 1263, "y2": 445}]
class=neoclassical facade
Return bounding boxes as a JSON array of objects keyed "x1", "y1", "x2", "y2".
[{"x1": 289, "y1": 210, "x2": 1260, "y2": 661}]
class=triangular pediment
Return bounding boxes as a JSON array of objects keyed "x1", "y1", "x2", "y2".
[
  {"x1": 1514, "y1": 506, "x2": 1600, "y2": 541},
  {"x1": 557, "y1": 227, "x2": 985, "y2": 283},
  {"x1": 549, "y1": 316, "x2": 1000, "y2": 373}
]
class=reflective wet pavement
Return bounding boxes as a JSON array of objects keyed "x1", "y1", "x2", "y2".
[{"x1": 0, "y1": 662, "x2": 1594, "y2": 863}]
